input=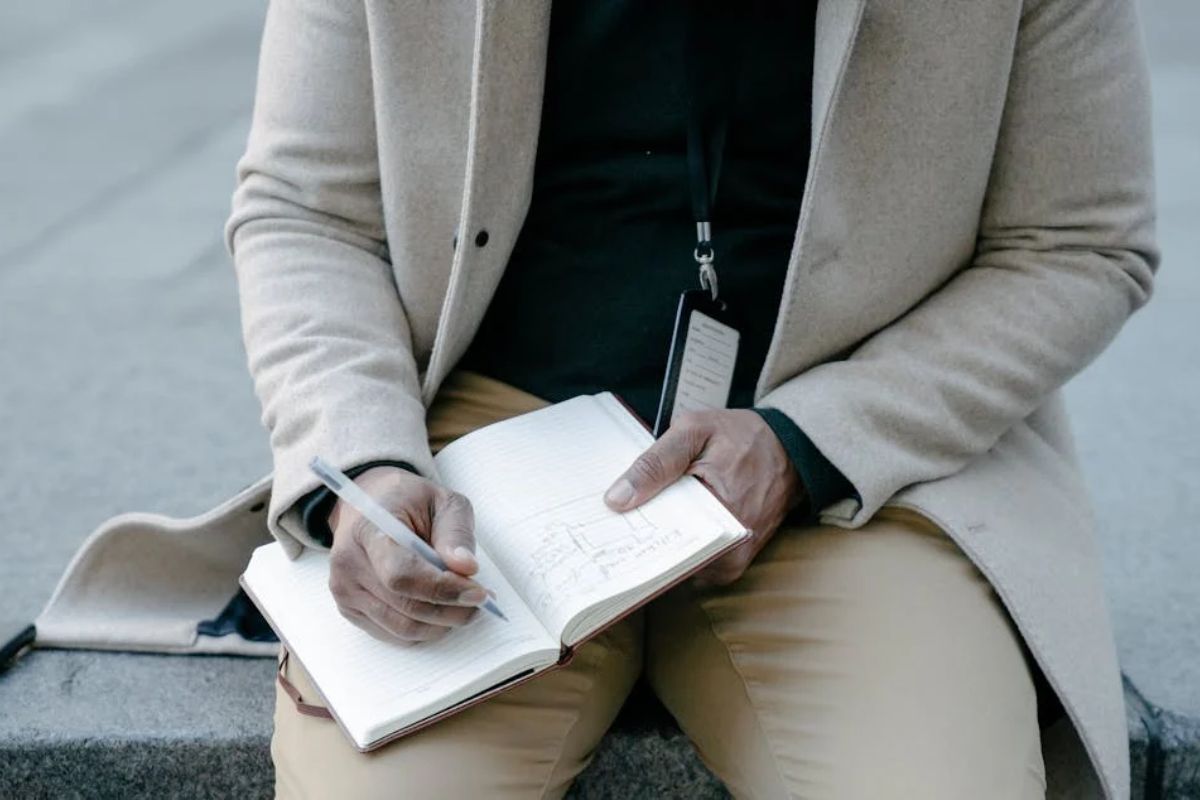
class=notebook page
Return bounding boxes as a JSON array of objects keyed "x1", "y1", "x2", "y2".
[
  {"x1": 434, "y1": 393, "x2": 746, "y2": 640},
  {"x1": 241, "y1": 542, "x2": 560, "y2": 749}
]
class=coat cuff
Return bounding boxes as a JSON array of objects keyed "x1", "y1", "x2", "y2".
[
  {"x1": 298, "y1": 460, "x2": 421, "y2": 549},
  {"x1": 752, "y1": 407, "x2": 860, "y2": 524}
]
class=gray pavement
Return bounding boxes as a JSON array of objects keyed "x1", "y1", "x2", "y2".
[
  {"x1": 1065, "y1": 0, "x2": 1200, "y2": 723},
  {"x1": 0, "y1": 1, "x2": 1196, "y2": 797},
  {"x1": 0, "y1": 0, "x2": 270, "y2": 639}
]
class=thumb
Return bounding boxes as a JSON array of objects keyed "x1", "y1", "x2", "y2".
[
  {"x1": 430, "y1": 490, "x2": 478, "y2": 576},
  {"x1": 604, "y1": 420, "x2": 708, "y2": 512}
]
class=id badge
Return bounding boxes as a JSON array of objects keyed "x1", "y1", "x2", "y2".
[{"x1": 653, "y1": 290, "x2": 741, "y2": 437}]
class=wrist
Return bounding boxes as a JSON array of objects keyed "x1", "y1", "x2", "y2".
[
  {"x1": 301, "y1": 459, "x2": 420, "y2": 548},
  {"x1": 329, "y1": 465, "x2": 412, "y2": 533},
  {"x1": 750, "y1": 407, "x2": 854, "y2": 523}
]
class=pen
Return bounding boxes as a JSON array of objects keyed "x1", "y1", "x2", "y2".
[{"x1": 308, "y1": 456, "x2": 508, "y2": 622}]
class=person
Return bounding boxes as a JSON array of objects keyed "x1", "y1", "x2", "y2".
[{"x1": 226, "y1": 1, "x2": 1157, "y2": 797}]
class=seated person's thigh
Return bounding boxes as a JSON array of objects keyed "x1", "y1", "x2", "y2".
[
  {"x1": 645, "y1": 506, "x2": 1045, "y2": 800},
  {"x1": 272, "y1": 614, "x2": 643, "y2": 800}
]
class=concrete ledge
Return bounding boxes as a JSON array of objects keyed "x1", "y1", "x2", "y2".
[
  {"x1": 2, "y1": 649, "x2": 1198, "y2": 798},
  {"x1": 2, "y1": 739, "x2": 273, "y2": 800},
  {"x1": 1126, "y1": 684, "x2": 1200, "y2": 800},
  {"x1": 1159, "y1": 711, "x2": 1200, "y2": 799}
]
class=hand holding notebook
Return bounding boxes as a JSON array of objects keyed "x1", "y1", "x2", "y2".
[{"x1": 241, "y1": 393, "x2": 750, "y2": 751}]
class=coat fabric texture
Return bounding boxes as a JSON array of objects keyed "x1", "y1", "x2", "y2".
[{"x1": 26, "y1": 1, "x2": 1156, "y2": 798}]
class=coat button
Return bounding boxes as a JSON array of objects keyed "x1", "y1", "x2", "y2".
[
  {"x1": 451, "y1": 234, "x2": 458, "y2": 250},
  {"x1": 474, "y1": 229, "x2": 489, "y2": 247}
]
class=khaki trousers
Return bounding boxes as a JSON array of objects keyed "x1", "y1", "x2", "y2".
[{"x1": 272, "y1": 372, "x2": 1046, "y2": 799}]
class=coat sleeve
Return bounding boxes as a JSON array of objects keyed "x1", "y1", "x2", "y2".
[
  {"x1": 756, "y1": 0, "x2": 1159, "y2": 527},
  {"x1": 224, "y1": 0, "x2": 435, "y2": 556}
]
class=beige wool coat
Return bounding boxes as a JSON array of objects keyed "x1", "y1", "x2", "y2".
[{"x1": 53, "y1": 0, "x2": 1155, "y2": 797}]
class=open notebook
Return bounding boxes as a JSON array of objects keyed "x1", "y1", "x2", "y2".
[{"x1": 241, "y1": 393, "x2": 749, "y2": 752}]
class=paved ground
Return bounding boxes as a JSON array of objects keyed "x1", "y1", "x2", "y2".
[
  {"x1": 1067, "y1": 0, "x2": 1200, "y2": 721},
  {"x1": 0, "y1": 0, "x2": 1196, "y2": 796}
]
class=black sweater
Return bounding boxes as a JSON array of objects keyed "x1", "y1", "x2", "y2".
[{"x1": 300, "y1": 2, "x2": 856, "y2": 547}]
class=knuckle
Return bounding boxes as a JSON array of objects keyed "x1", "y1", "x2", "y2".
[
  {"x1": 422, "y1": 626, "x2": 451, "y2": 642},
  {"x1": 393, "y1": 616, "x2": 422, "y2": 640},
  {"x1": 345, "y1": 514, "x2": 374, "y2": 543},
  {"x1": 362, "y1": 624, "x2": 397, "y2": 645},
  {"x1": 438, "y1": 491, "x2": 476, "y2": 540},
  {"x1": 451, "y1": 606, "x2": 479, "y2": 627},
  {"x1": 679, "y1": 418, "x2": 713, "y2": 451},
  {"x1": 442, "y1": 490, "x2": 474, "y2": 516},
  {"x1": 430, "y1": 571, "x2": 454, "y2": 603},
  {"x1": 409, "y1": 626, "x2": 438, "y2": 643},
  {"x1": 412, "y1": 598, "x2": 466, "y2": 625},
  {"x1": 386, "y1": 569, "x2": 418, "y2": 596},
  {"x1": 432, "y1": 571, "x2": 463, "y2": 603},
  {"x1": 327, "y1": 574, "x2": 351, "y2": 601},
  {"x1": 401, "y1": 567, "x2": 438, "y2": 601},
  {"x1": 368, "y1": 599, "x2": 412, "y2": 641},
  {"x1": 713, "y1": 563, "x2": 745, "y2": 585},
  {"x1": 328, "y1": 546, "x2": 352, "y2": 573},
  {"x1": 408, "y1": 474, "x2": 436, "y2": 497},
  {"x1": 705, "y1": 571, "x2": 732, "y2": 587},
  {"x1": 440, "y1": 603, "x2": 476, "y2": 626},
  {"x1": 398, "y1": 597, "x2": 436, "y2": 622},
  {"x1": 363, "y1": 595, "x2": 387, "y2": 619},
  {"x1": 380, "y1": 549, "x2": 422, "y2": 594},
  {"x1": 397, "y1": 616, "x2": 444, "y2": 642},
  {"x1": 631, "y1": 451, "x2": 668, "y2": 485}
]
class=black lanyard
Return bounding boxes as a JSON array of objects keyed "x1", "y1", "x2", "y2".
[{"x1": 684, "y1": 1, "x2": 753, "y2": 300}]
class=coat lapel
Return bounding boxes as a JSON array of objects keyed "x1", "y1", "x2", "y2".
[
  {"x1": 423, "y1": 0, "x2": 553, "y2": 402},
  {"x1": 756, "y1": 0, "x2": 868, "y2": 397},
  {"x1": 811, "y1": 0, "x2": 869, "y2": 147}
]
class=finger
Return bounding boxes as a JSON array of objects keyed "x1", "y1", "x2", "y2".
[
  {"x1": 353, "y1": 558, "x2": 482, "y2": 628},
  {"x1": 692, "y1": 562, "x2": 741, "y2": 588},
  {"x1": 693, "y1": 549, "x2": 752, "y2": 588},
  {"x1": 357, "y1": 587, "x2": 454, "y2": 643},
  {"x1": 337, "y1": 603, "x2": 409, "y2": 644},
  {"x1": 604, "y1": 415, "x2": 709, "y2": 511},
  {"x1": 329, "y1": 576, "x2": 417, "y2": 644},
  {"x1": 389, "y1": 596, "x2": 479, "y2": 628},
  {"x1": 429, "y1": 490, "x2": 478, "y2": 576},
  {"x1": 360, "y1": 528, "x2": 488, "y2": 606},
  {"x1": 692, "y1": 567, "x2": 735, "y2": 588}
]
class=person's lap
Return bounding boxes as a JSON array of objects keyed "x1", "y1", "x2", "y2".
[
  {"x1": 272, "y1": 612, "x2": 643, "y2": 799},
  {"x1": 271, "y1": 372, "x2": 1045, "y2": 798},
  {"x1": 645, "y1": 505, "x2": 1045, "y2": 799}
]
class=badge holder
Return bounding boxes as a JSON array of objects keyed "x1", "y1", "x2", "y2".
[
  {"x1": 652, "y1": 285, "x2": 740, "y2": 437},
  {"x1": 652, "y1": 1, "x2": 751, "y2": 438}
]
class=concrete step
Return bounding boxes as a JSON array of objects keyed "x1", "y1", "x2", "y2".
[{"x1": 0, "y1": 649, "x2": 1196, "y2": 799}]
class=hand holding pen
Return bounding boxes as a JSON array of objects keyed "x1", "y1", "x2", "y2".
[{"x1": 310, "y1": 457, "x2": 507, "y2": 645}]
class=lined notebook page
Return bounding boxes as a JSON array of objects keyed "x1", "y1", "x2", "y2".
[
  {"x1": 242, "y1": 543, "x2": 559, "y2": 749},
  {"x1": 434, "y1": 393, "x2": 745, "y2": 640}
]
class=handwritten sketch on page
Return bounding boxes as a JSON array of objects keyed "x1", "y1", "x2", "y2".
[{"x1": 512, "y1": 494, "x2": 687, "y2": 619}]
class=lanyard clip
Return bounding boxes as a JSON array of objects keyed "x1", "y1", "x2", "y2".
[{"x1": 694, "y1": 221, "x2": 718, "y2": 301}]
